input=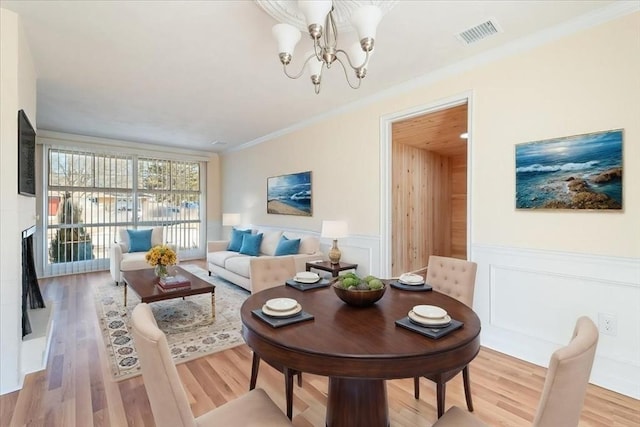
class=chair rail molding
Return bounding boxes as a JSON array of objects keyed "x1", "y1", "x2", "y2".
[{"x1": 472, "y1": 243, "x2": 640, "y2": 399}]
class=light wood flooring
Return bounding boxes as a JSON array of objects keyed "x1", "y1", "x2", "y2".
[{"x1": 1, "y1": 260, "x2": 638, "y2": 426}]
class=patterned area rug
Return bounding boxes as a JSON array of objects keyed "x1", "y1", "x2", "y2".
[{"x1": 94, "y1": 264, "x2": 249, "y2": 381}]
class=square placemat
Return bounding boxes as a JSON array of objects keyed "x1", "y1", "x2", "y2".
[
  {"x1": 389, "y1": 281, "x2": 433, "y2": 292},
  {"x1": 395, "y1": 317, "x2": 463, "y2": 339},
  {"x1": 285, "y1": 279, "x2": 332, "y2": 291},
  {"x1": 251, "y1": 309, "x2": 314, "y2": 328}
]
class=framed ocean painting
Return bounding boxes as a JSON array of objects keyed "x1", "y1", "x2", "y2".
[
  {"x1": 515, "y1": 129, "x2": 622, "y2": 210},
  {"x1": 267, "y1": 171, "x2": 312, "y2": 216}
]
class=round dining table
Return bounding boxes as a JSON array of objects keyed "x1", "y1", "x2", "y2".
[{"x1": 241, "y1": 283, "x2": 481, "y2": 427}]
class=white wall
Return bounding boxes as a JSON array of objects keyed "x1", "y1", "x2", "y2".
[
  {"x1": 0, "y1": 7, "x2": 38, "y2": 394},
  {"x1": 220, "y1": 12, "x2": 640, "y2": 397}
]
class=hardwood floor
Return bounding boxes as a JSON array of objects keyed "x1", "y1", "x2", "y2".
[{"x1": 1, "y1": 260, "x2": 638, "y2": 426}]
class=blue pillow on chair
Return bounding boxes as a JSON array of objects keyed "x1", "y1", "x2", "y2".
[
  {"x1": 127, "y1": 229, "x2": 153, "y2": 253},
  {"x1": 274, "y1": 235, "x2": 301, "y2": 256},
  {"x1": 228, "y1": 228, "x2": 252, "y2": 252},
  {"x1": 239, "y1": 233, "x2": 263, "y2": 256}
]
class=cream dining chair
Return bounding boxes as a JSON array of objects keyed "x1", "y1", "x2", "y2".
[
  {"x1": 129, "y1": 303, "x2": 292, "y2": 427},
  {"x1": 248, "y1": 255, "x2": 301, "y2": 420},
  {"x1": 433, "y1": 316, "x2": 599, "y2": 427},
  {"x1": 414, "y1": 255, "x2": 478, "y2": 418}
]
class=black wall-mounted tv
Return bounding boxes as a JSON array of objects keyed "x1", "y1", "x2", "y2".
[{"x1": 18, "y1": 109, "x2": 36, "y2": 197}]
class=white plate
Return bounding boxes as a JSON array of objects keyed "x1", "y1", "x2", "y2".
[
  {"x1": 295, "y1": 271, "x2": 319, "y2": 280},
  {"x1": 412, "y1": 305, "x2": 447, "y2": 319},
  {"x1": 399, "y1": 278, "x2": 425, "y2": 286},
  {"x1": 265, "y1": 297, "x2": 298, "y2": 312},
  {"x1": 399, "y1": 273, "x2": 425, "y2": 285},
  {"x1": 262, "y1": 303, "x2": 303, "y2": 318},
  {"x1": 294, "y1": 272, "x2": 320, "y2": 283},
  {"x1": 408, "y1": 311, "x2": 452, "y2": 326}
]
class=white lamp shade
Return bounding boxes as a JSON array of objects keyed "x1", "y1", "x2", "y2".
[
  {"x1": 351, "y1": 5, "x2": 382, "y2": 41},
  {"x1": 272, "y1": 23, "x2": 301, "y2": 54},
  {"x1": 321, "y1": 220, "x2": 348, "y2": 239},
  {"x1": 347, "y1": 41, "x2": 373, "y2": 68},
  {"x1": 306, "y1": 51, "x2": 323, "y2": 76},
  {"x1": 222, "y1": 213, "x2": 241, "y2": 226},
  {"x1": 298, "y1": 0, "x2": 332, "y2": 28}
]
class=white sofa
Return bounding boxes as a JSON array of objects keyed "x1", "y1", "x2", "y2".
[
  {"x1": 110, "y1": 227, "x2": 176, "y2": 284},
  {"x1": 207, "y1": 227, "x2": 324, "y2": 292}
]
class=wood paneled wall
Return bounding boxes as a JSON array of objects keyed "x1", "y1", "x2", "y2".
[
  {"x1": 450, "y1": 153, "x2": 467, "y2": 259},
  {"x1": 391, "y1": 144, "x2": 467, "y2": 276}
]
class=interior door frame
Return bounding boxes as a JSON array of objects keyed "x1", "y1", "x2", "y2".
[{"x1": 379, "y1": 91, "x2": 474, "y2": 278}]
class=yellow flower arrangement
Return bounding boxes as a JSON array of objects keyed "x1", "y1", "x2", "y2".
[
  {"x1": 146, "y1": 245, "x2": 177, "y2": 278},
  {"x1": 145, "y1": 245, "x2": 177, "y2": 267}
]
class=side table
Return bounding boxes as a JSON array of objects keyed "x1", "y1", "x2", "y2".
[{"x1": 306, "y1": 261, "x2": 358, "y2": 278}]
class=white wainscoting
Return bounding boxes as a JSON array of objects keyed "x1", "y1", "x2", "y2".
[
  {"x1": 331, "y1": 234, "x2": 381, "y2": 277},
  {"x1": 246, "y1": 224, "x2": 382, "y2": 278},
  {"x1": 472, "y1": 244, "x2": 640, "y2": 399}
]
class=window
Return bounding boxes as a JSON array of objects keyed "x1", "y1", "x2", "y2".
[{"x1": 45, "y1": 147, "x2": 204, "y2": 276}]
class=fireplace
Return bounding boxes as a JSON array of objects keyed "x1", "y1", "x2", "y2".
[{"x1": 22, "y1": 226, "x2": 45, "y2": 337}]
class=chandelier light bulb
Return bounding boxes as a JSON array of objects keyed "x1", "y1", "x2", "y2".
[
  {"x1": 347, "y1": 41, "x2": 367, "y2": 68},
  {"x1": 272, "y1": 23, "x2": 301, "y2": 56},
  {"x1": 297, "y1": 0, "x2": 332, "y2": 28},
  {"x1": 306, "y1": 51, "x2": 323, "y2": 77},
  {"x1": 351, "y1": 5, "x2": 382, "y2": 48}
]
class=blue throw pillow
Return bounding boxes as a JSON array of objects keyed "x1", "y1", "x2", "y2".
[
  {"x1": 127, "y1": 229, "x2": 153, "y2": 253},
  {"x1": 228, "y1": 228, "x2": 251, "y2": 252},
  {"x1": 239, "y1": 233, "x2": 263, "y2": 256},
  {"x1": 274, "y1": 235, "x2": 301, "y2": 256}
]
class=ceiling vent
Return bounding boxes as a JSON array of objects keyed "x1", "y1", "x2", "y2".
[{"x1": 456, "y1": 19, "x2": 502, "y2": 45}]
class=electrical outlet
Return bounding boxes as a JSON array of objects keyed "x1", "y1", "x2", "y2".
[{"x1": 598, "y1": 313, "x2": 617, "y2": 336}]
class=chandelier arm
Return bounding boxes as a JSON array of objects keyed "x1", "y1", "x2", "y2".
[
  {"x1": 313, "y1": 38, "x2": 324, "y2": 62},
  {"x1": 282, "y1": 53, "x2": 317, "y2": 80},
  {"x1": 335, "y1": 48, "x2": 370, "y2": 71},
  {"x1": 334, "y1": 56, "x2": 363, "y2": 90}
]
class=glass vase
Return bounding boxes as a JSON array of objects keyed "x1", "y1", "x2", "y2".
[{"x1": 154, "y1": 264, "x2": 168, "y2": 279}]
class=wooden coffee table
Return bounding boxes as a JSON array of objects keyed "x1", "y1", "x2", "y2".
[{"x1": 121, "y1": 266, "x2": 215, "y2": 318}]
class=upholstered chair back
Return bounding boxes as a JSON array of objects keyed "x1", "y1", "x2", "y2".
[
  {"x1": 130, "y1": 303, "x2": 196, "y2": 427},
  {"x1": 532, "y1": 316, "x2": 599, "y2": 427},
  {"x1": 427, "y1": 256, "x2": 478, "y2": 308},
  {"x1": 250, "y1": 256, "x2": 296, "y2": 294}
]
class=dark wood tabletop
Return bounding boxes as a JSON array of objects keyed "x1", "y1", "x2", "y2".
[
  {"x1": 122, "y1": 267, "x2": 216, "y2": 317},
  {"x1": 241, "y1": 284, "x2": 481, "y2": 427}
]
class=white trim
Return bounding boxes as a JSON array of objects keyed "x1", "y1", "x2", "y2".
[
  {"x1": 225, "y1": 2, "x2": 638, "y2": 154},
  {"x1": 379, "y1": 91, "x2": 474, "y2": 277}
]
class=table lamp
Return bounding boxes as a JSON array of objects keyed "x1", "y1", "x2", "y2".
[{"x1": 321, "y1": 220, "x2": 348, "y2": 265}]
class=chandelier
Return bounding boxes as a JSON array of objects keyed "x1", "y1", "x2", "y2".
[{"x1": 258, "y1": 1, "x2": 390, "y2": 94}]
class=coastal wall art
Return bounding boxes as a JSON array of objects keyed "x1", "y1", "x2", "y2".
[
  {"x1": 267, "y1": 171, "x2": 312, "y2": 216},
  {"x1": 515, "y1": 129, "x2": 623, "y2": 210}
]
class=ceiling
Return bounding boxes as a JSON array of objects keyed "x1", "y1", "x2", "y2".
[
  {"x1": 2, "y1": 1, "x2": 626, "y2": 153},
  {"x1": 393, "y1": 103, "x2": 468, "y2": 157}
]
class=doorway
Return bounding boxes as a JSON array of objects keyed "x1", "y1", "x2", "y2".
[{"x1": 379, "y1": 94, "x2": 472, "y2": 278}]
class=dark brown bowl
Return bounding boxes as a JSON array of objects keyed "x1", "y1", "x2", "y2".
[{"x1": 332, "y1": 283, "x2": 387, "y2": 307}]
